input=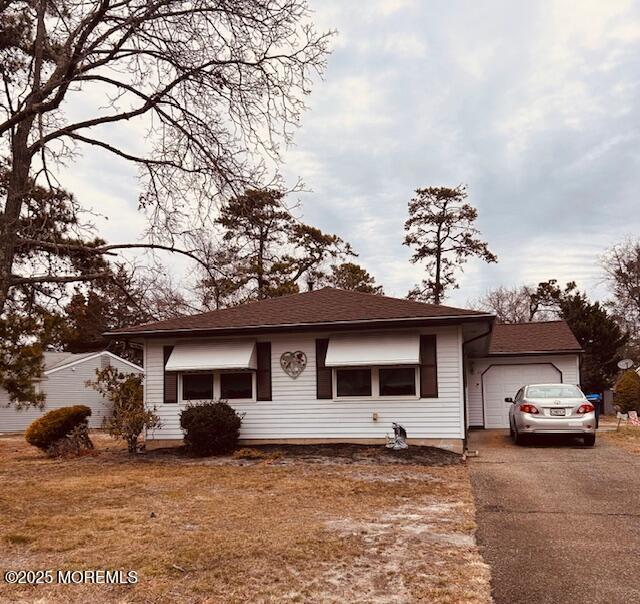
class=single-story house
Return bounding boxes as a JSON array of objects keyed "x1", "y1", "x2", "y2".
[
  {"x1": 0, "y1": 351, "x2": 143, "y2": 433},
  {"x1": 108, "y1": 287, "x2": 582, "y2": 453}
]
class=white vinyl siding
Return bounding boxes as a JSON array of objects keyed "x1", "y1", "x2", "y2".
[
  {"x1": 0, "y1": 354, "x2": 142, "y2": 432},
  {"x1": 466, "y1": 354, "x2": 581, "y2": 427},
  {"x1": 144, "y1": 325, "x2": 465, "y2": 442}
]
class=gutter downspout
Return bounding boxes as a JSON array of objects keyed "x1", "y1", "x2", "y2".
[{"x1": 462, "y1": 323, "x2": 494, "y2": 455}]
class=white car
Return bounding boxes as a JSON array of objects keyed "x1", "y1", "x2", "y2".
[{"x1": 506, "y1": 383, "x2": 596, "y2": 446}]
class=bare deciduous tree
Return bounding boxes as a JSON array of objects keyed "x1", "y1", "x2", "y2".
[
  {"x1": 471, "y1": 285, "x2": 537, "y2": 323},
  {"x1": 602, "y1": 239, "x2": 640, "y2": 338},
  {"x1": 0, "y1": 0, "x2": 332, "y2": 313},
  {"x1": 472, "y1": 281, "x2": 588, "y2": 323}
]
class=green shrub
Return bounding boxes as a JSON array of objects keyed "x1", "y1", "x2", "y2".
[
  {"x1": 180, "y1": 401, "x2": 243, "y2": 456},
  {"x1": 25, "y1": 405, "x2": 92, "y2": 452},
  {"x1": 615, "y1": 370, "x2": 640, "y2": 413}
]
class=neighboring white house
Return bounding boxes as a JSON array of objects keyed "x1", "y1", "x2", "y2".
[
  {"x1": 108, "y1": 288, "x2": 582, "y2": 452},
  {"x1": 0, "y1": 351, "x2": 144, "y2": 433}
]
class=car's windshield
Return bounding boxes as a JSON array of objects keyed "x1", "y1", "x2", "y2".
[{"x1": 526, "y1": 385, "x2": 583, "y2": 399}]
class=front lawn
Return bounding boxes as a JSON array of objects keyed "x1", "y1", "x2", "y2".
[
  {"x1": 601, "y1": 422, "x2": 640, "y2": 455},
  {"x1": 0, "y1": 435, "x2": 491, "y2": 603}
]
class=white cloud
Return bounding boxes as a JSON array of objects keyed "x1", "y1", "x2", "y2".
[
  {"x1": 371, "y1": 0, "x2": 416, "y2": 18},
  {"x1": 284, "y1": 0, "x2": 640, "y2": 304},
  {"x1": 45, "y1": 0, "x2": 640, "y2": 307},
  {"x1": 381, "y1": 34, "x2": 427, "y2": 58}
]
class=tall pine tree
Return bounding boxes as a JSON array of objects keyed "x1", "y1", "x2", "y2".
[{"x1": 403, "y1": 185, "x2": 496, "y2": 304}]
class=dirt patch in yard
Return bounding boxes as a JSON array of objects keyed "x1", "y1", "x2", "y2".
[{"x1": 0, "y1": 435, "x2": 491, "y2": 604}]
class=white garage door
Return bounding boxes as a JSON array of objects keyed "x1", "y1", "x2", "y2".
[{"x1": 483, "y1": 364, "x2": 562, "y2": 428}]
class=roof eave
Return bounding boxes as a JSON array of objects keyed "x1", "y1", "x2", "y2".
[
  {"x1": 105, "y1": 313, "x2": 496, "y2": 339},
  {"x1": 43, "y1": 350, "x2": 144, "y2": 375},
  {"x1": 487, "y1": 349, "x2": 584, "y2": 357}
]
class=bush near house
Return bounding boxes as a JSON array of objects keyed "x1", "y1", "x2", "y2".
[
  {"x1": 25, "y1": 405, "x2": 93, "y2": 456},
  {"x1": 614, "y1": 370, "x2": 640, "y2": 413},
  {"x1": 180, "y1": 401, "x2": 244, "y2": 456},
  {"x1": 88, "y1": 367, "x2": 160, "y2": 454}
]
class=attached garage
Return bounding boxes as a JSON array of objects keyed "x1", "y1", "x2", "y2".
[
  {"x1": 467, "y1": 322, "x2": 582, "y2": 429},
  {"x1": 482, "y1": 363, "x2": 562, "y2": 428}
]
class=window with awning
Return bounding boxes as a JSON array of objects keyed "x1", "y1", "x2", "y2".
[
  {"x1": 324, "y1": 333, "x2": 420, "y2": 367},
  {"x1": 165, "y1": 340, "x2": 257, "y2": 371},
  {"x1": 316, "y1": 333, "x2": 437, "y2": 399}
]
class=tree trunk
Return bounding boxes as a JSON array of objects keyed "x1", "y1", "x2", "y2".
[
  {"x1": 434, "y1": 250, "x2": 442, "y2": 305},
  {"x1": 257, "y1": 232, "x2": 265, "y2": 299},
  {"x1": 434, "y1": 219, "x2": 443, "y2": 305},
  {"x1": 0, "y1": 0, "x2": 44, "y2": 315},
  {"x1": 0, "y1": 121, "x2": 34, "y2": 314}
]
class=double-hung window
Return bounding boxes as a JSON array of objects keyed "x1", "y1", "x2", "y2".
[
  {"x1": 180, "y1": 372, "x2": 255, "y2": 402},
  {"x1": 182, "y1": 373, "x2": 214, "y2": 400},
  {"x1": 336, "y1": 368, "x2": 372, "y2": 397},
  {"x1": 378, "y1": 367, "x2": 416, "y2": 396},
  {"x1": 333, "y1": 366, "x2": 419, "y2": 399},
  {"x1": 220, "y1": 372, "x2": 254, "y2": 399}
]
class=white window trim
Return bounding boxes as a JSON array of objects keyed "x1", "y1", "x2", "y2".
[
  {"x1": 332, "y1": 366, "x2": 420, "y2": 401},
  {"x1": 178, "y1": 371, "x2": 257, "y2": 404}
]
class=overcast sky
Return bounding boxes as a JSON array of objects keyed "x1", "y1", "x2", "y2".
[{"x1": 61, "y1": 0, "x2": 640, "y2": 307}]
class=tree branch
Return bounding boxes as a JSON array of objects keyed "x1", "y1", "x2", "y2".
[
  {"x1": 12, "y1": 272, "x2": 109, "y2": 286},
  {"x1": 16, "y1": 238, "x2": 229, "y2": 277}
]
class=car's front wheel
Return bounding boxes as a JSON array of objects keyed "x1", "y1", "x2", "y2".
[{"x1": 583, "y1": 434, "x2": 596, "y2": 447}]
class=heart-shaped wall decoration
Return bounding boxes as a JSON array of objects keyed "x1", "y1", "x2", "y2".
[{"x1": 280, "y1": 351, "x2": 307, "y2": 379}]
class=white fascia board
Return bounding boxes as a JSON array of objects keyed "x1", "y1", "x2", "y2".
[{"x1": 44, "y1": 351, "x2": 143, "y2": 376}]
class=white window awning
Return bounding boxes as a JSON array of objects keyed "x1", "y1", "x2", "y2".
[
  {"x1": 325, "y1": 333, "x2": 420, "y2": 367},
  {"x1": 165, "y1": 340, "x2": 257, "y2": 371}
]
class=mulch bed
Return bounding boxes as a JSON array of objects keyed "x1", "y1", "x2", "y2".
[{"x1": 146, "y1": 442, "x2": 461, "y2": 466}]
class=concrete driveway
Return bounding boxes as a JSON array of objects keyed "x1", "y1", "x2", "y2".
[{"x1": 468, "y1": 429, "x2": 640, "y2": 604}]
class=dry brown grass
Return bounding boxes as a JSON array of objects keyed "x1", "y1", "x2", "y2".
[
  {"x1": 0, "y1": 435, "x2": 491, "y2": 604},
  {"x1": 601, "y1": 424, "x2": 640, "y2": 455}
]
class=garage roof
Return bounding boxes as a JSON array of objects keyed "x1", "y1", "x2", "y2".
[{"x1": 489, "y1": 321, "x2": 582, "y2": 355}]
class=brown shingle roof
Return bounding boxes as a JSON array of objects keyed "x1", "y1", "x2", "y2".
[
  {"x1": 489, "y1": 321, "x2": 582, "y2": 354},
  {"x1": 109, "y1": 287, "x2": 492, "y2": 337}
]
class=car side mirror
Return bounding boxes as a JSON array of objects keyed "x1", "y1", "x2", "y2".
[{"x1": 504, "y1": 397, "x2": 513, "y2": 403}]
